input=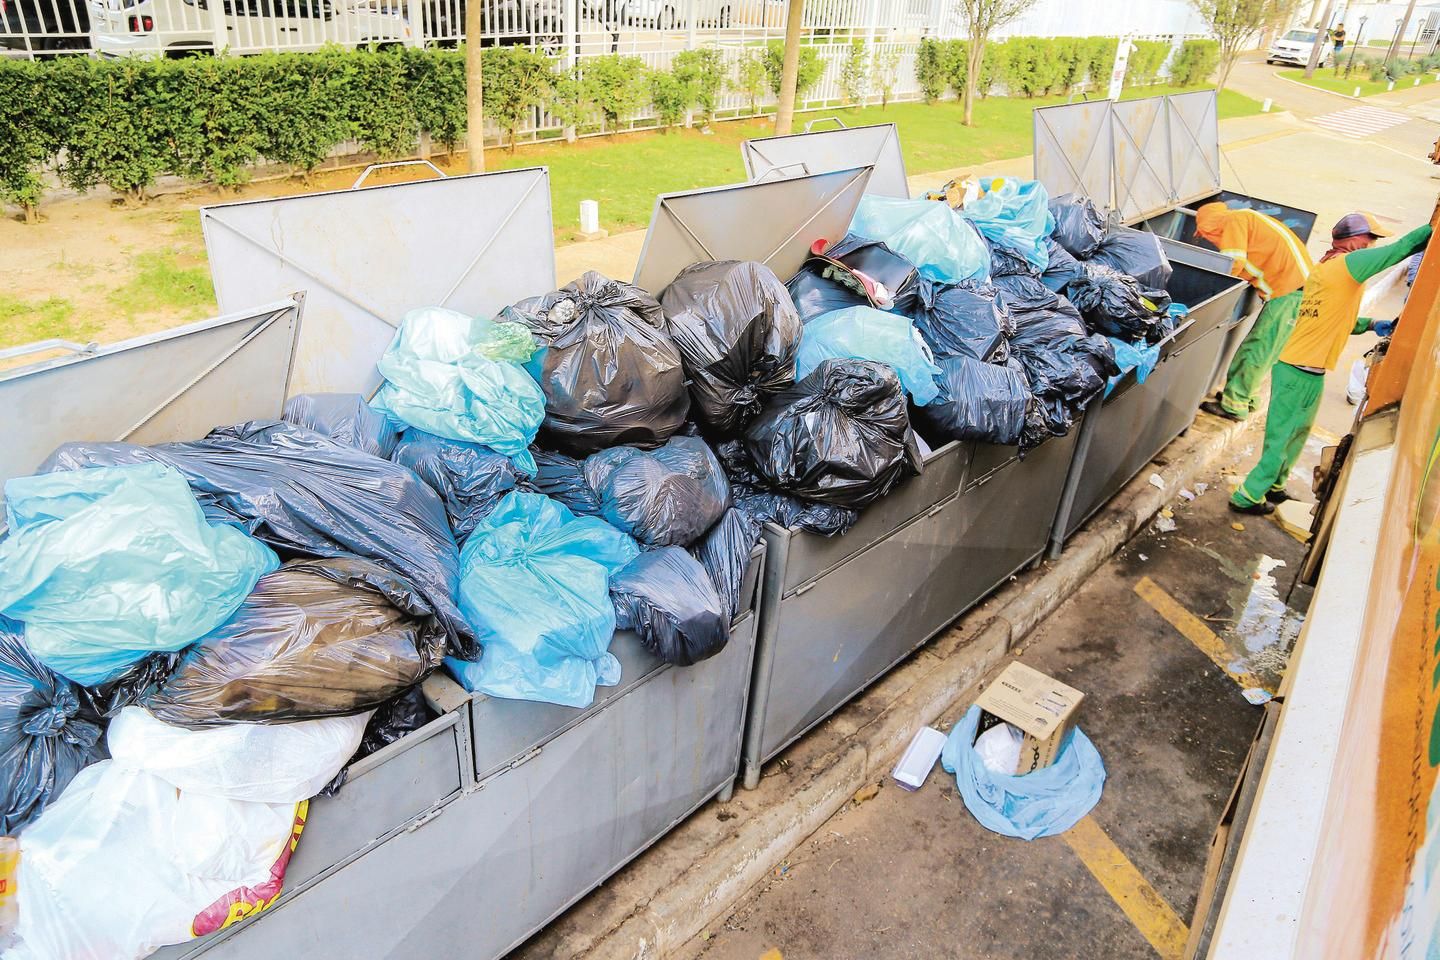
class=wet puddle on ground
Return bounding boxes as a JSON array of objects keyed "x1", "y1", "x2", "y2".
[{"x1": 1224, "y1": 554, "x2": 1305, "y2": 700}]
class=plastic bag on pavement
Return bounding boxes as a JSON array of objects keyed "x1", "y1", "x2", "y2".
[
  {"x1": 12, "y1": 760, "x2": 309, "y2": 960},
  {"x1": 140, "y1": 557, "x2": 444, "y2": 727},
  {"x1": 689, "y1": 508, "x2": 761, "y2": 622},
  {"x1": 612, "y1": 548, "x2": 728, "y2": 666},
  {"x1": 445, "y1": 492, "x2": 640, "y2": 708},
  {"x1": 907, "y1": 278, "x2": 1013, "y2": 362},
  {"x1": 941, "y1": 704, "x2": 1106, "y2": 840},
  {"x1": 743, "y1": 358, "x2": 923, "y2": 510},
  {"x1": 391, "y1": 429, "x2": 525, "y2": 543},
  {"x1": 1089, "y1": 228, "x2": 1173, "y2": 290},
  {"x1": 1040, "y1": 237, "x2": 1085, "y2": 293},
  {"x1": 584, "y1": 435, "x2": 731, "y2": 547},
  {"x1": 370, "y1": 307, "x2": 546, "y2": 473},
  {"x1": 106, "y1": 706, "x2": 368, "y2": 803},
  {"x1": 960, "y1": 177, "x2": 1053, "y2": 272},
  {"x1": 974, "y1": 720, "x2": 1024, "y2": 775},
  {"x1": 916, "y1": 355, "x2": 1034, "y2": 446},
  {"x1": 1048, "y1": 192, "x2": 1107, "y2": 258},
  {"x1": 786, "y1": 269, "x2": 868, "y2": 324},
  {"x1": 796, "y1": 305, "x2": 943, "y2": 405},
  {"x1": 0, "y1": 616, "x2": 102, "y2": 835},
  {"x1": 501, "y1": 271, "x2": 690, "y2": 456},
  {"x1": 1066, "y1": 262, "x2": 1172, "y2": 342},
  {"x1": 659, "y1": 260, "x2": 803, "y2": 435},
  {"x1": 1105, "y1": 337, "x2": 1162, "y2": 397},
  {"x1": 0, "y1": 463, "x2": 278, "y2": 686},
  {"x1": 849, "y1": 196, "x2": 991, "y2": 284},
  {"x1": 41, "y1": 421, "x2": 472, "y2": 660},
  {"x1": 281, "y1": 393, "x2": 399, "y2": 460}
]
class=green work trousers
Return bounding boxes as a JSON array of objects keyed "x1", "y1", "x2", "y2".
[
  {"x1": 1231, "y1": 362, "x2": 1325, "y2": 507},
  {"x1": 1219, "y1": 289, "x2": 1303, "y2": 417}
]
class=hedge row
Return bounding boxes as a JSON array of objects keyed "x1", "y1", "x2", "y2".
[{"x1": 914, "y1": 36, "x2": 1218, "y2": 102}]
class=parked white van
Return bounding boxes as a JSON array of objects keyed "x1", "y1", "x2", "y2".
[{"x1": 88, "y1": 0, "x2": 411, "y2": 56}]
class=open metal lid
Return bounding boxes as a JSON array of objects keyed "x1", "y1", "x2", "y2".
[
  {"x1": 1111, "y1": 95, "x2": 1173, "y2": 224},
  {"x1": 1032, "y1": 99, "x2": 1114, "y2": 209},
  {"x1": 202, "y1": 167, "x2": 555, "y2": 397},
  {"x1": 741, "y1": 122, "x2": 909, "y2": 199},
  {"x1": 632, "y1": 166, "x2": 873, "y2": 294},
  {"x1": 1167, "y1": 89, "x2": 1223, "y2": 210},
  {"x1": 0, "y1": 297, "x2": 302, "y2": 493}
]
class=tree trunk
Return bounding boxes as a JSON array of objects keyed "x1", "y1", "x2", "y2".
[
  {"x1": 1217, "y1": 47, "x2": 1237, "y2": 91},
  {"x1": 23, "y1": 203, "x2": 37, "y2": 225},
  {"x1": 1304, "y1": 0, "x2": 1338, "y2": 78},
  {"x1": 465, "y1": 1, "x2": 485, "y2": 173},
  {"x1": 774, "y1": 0, "x2": 805, "y2": 135},
  {"x1": 963, "y1": 39, "x2": 983, "y2": 126}
]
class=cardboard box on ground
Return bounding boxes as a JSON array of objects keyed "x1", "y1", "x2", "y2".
[{"x1": 974, "y1": 662, "x2": 1084, "y2": 774}]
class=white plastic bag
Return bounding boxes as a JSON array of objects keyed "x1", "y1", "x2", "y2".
[
  {"x1": 974, "y1": 720, "x2": 1024, "y2": 775},
  {"x1": 106, "y1": 707, "x2": 368, "y2": 804},
  {"x1": 12, "y1": 762, "x2": 306, "y2": 960},
  {"x1": 1347, "y1": 356, "x2": 1368, "y2": 406}
]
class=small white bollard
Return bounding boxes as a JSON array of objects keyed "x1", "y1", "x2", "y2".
[
  {"x1": 1388, "y1": 80, "x2": 1396, "y2": 90},
  {"x1": 1262, "y1": 97, "x2": 1273, "y2": 112},
  {"x1": 1416, "y1": 77, "x2": 1423, "y2": 86},
  {"x1": 1355, "y1": 86, "x2": 1363, "y2": 96},
  {"x1": 577, "y1": 199, "x2": 607, "y2": 241}
]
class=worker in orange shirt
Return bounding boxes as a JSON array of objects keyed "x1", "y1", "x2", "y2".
[
  {"x1": 1193, "y1": 203, "x2": 1314, "y2": 421},
  {"x1": 1231, "y1": 213, "x2": 1431, "y2": 514}
]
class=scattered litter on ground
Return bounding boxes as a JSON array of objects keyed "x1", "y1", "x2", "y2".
[
  {"x1": 1179, "y1": 488, "x2": 1196, "y2": 502},
  {"x1": 1242, "y1": 688, "x2": 1273, "y2": 705},
  {"x1": 1194, "y1": 481, "x2": 1209, "y2": 495},
  {"x1": 1232, "y1": 522, "x2": 1246, "y2": 532},
  {"x1": 1138, "y1": 553, "x2": 1148, "y2": 561},
  {"x1": 1154, "y1": 516, "x2": 1177, "y2": 533},
  {"x1": 1149, "y1": 473, "x2": 1165, "y2": 490}
]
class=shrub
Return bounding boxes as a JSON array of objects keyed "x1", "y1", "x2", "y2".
[
  {"x1": 57, "y1": 57, "x2": 172, "y2": 202},
  {"x1": 0, "y1": 58, "x2": 80, "y2": 219},
  {"x1": 1052, "y1": 37, "x2": 1088, "y2": 94},
  {"x1": 871, "y1": 46, "x2": 902, "y2": 108},
  {"x1": 840, "y1": 37, "x2": 869, "y2": 106},
  {"x1": 1168, "y1": 38, "x2": 1220, "y2": 87},
  {"x1": 1006, "y1": 36, "x2": 1064, "y2": 97},
  {"x1": 483, "y1": 46, "x2": 555, "y2": 151},
  {"x1": 733, "y1": 48, "x2": 770, "y2": 114},
  {"x1": 1082, "y1": 36, "x2": 1120, "y2": 92},
  {"x1": 579, "y1": 54, "x2": 649, "y2": 131},
  {"x1": 673, "y1": 47, "x2": 726, "y2": 124},
  {"x1": 648, "y1": 67, "x2": 695, "y2": 130},
  {"x1": 405, "y1": 47, "x2": 466, "y2": 154},
  {"x1": 252, "y1": 49, "x2": 359, "y2": 177},
  {"x1": 915, "y1": 36, "x2": 949, "y2": 102},
  {"x1": 1124, "y1": 39, "x2": 1171, "y2": 88},
  {"x1": 763, "y1": 39, "x2": 823, "y2": 100}
]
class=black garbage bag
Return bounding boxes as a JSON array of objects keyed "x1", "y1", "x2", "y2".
[
  {"x1": 1066, "y1": 262, "x2": 1173, "y2": 342},
  {"x1": 583, "y1": 435, "x2": 731, "y2": 547},
  {"x1": 1040, "y1": 237, "x2": 1085, "y2": 293},
  {"x1": 391, "y1": 429, "x2": 524, "y2": 543},
  {"x1": 0, "y1": 615, "x2": 103, "y2": 834},
  {"x1": 1048, "y1": 193, "x2": 1107, "y2": 258},
  {"x1": 988, "y1": 241, "x2": 1037, "y2": 279},
  {"x1": 716, "y1": 442, "x2": 861, "y2": 537},
  {"x1": 688, "y1": 507, "x2": 761, "y2": 622},
  {"x1": 41, "y1": 421, "x2": 472, "y2": 659},
  {"x1": 908, "y1": 277, "x2": 1013, "y2": 362},
  {"x1": 1008, "y1": 304, "x2": 1118, "y2": 442},
  {"x1": 360, "y1": 685, "x2": 434, "y2": 758},
  {"x1": 786, "y1": 270, "x2": 867, "y2": 323},
  {"x1": 500, "y1": 271, "x2": 689, "y2": 456},
  {"x1": 916, "y1": 355, "x2": 1033, "y2": 446},
  {"x1": 743, "y1": 358, "x2": 922, "y2": 510},
  {"x1": 527, "y1": 447, "x2": 603, "y2": 516},
  {"x1": 139, "y1": 557, "x2": 445, "y2": 726},
  {"x1": 282, "y1": 393, "x2": 400, "y2": 460},
  {"x1": 806, "y1": 234, "x2": 924, "y2": 313},
  {"x1": 659, "y1": 260, "x2": 803, "y2": 435},
  {"x1": 1089, "y1": 228, "x2": 1173, "y2": 290},
  {"x1": 992, "y1": 273, "x2": 1063, "y2": 314},
  {"x1": 612, "y1": 548, "x2": 728, "y2": 666}
]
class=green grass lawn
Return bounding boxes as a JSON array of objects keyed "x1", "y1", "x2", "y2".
[
  {"x1": 486, "y1": 84, "x2": 1266, "y2": 236},
  {"x1": 1278, "y1": 65, "x2": 1439, "y2": 97}
]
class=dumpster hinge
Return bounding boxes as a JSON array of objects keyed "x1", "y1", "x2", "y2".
[
  {"x1": 509, "y1": 747, "x2": 542, "y2": 770},
  {"x1": 405, "y1": 805, "x2": 445, "y2": 833}
]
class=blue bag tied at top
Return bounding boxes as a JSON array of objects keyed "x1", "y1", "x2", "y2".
[
  {"x1": 0, "y1": 463, "x2": 278, "y2": 686},
  {"x1": 941, "y1": 705, "x2": 1106, "y2": 840},
  {"x1": 958, "y1": 177, "x2": 1055, "y2": 273},
  {"x1": 445, "y1": 491, "x2": 639, "y2": 708},
  {"x1": 796, "y1": 305, "x2": 943, "y2": 406},
  {"x1": 849, "y1": 196, "x2": 991, "y2": 285}
]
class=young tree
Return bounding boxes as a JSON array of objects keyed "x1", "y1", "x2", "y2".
[
  {"x1": 955, "y1": 0, "x2": 1038, "y2": 126},
  {"x1": 485, "y1": 47, "x2": 554, "y2": 153},
  {"x1": 733, "y1": 49, "x2": 770, "y2": 115},
  {"x1": 840, "y1": 38, "x2": 869, "y2": 107},
  {"x1": 673, "y1": 47, "x2": 727, "y2": 126},
  {"x1": 1189, "y1": 0, "x2": 1302, "y2": 89},
  {"x1": 872, "y1": 47, "x2": 903, "y2": 109}
]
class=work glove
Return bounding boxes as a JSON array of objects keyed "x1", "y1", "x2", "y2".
[{"x1": 1374, "y1": 318, "x2": 1397, "y2": 338}]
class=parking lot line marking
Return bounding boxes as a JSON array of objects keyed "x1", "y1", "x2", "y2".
[
  {"x1": 1134, "y1": 577, "x2": 1268, "y2": 691},
  {"x1": 1063, "y1": 815, "x2": 1190, "y2": 960}
]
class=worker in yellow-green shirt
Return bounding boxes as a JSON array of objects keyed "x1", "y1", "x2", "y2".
[
  {"x1": 1193, "y1": 202, "x2": 1314, "y2": 421},
  {"x1": 1231, "y1": 213, "x2": 1431, "y2": 514}
]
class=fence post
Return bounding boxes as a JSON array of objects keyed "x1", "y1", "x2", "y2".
[
  {"x1": 208, "y1": 0, "x2": 228, "y2": 54},
  {"x1": 404, "y1": 0, "x2": 423, "y2": 47},
  {"x1": 564, "y1": 0, "x2": 579, "y2": 142}
]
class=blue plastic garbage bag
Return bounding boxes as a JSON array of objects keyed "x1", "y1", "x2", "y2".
[
  {"x1": 445, "y1": 492, "x2": 640, "y2": 708},
  {"x1": 0, "y1": 463, "x2": 278, "y2": 686},
  {"x1": 849, "y1": 196, "x2": 990, "y2": 284},
  {"x1": 1105, "y1": 337, "x2": 1162, "y2": 398},
  {"x1": 282, "y1": 393, "x2": 399, "y2": 460},
  {"x1": 959, "y1": 178, "x2": 1053, "y2": 272},
  {"x1": 371, "y1": 306, "x2": 546, "y2": 473},
  {"x1": 796, "y1": 306, "x2": 943, "y2": 405},
  {"x1": 941, "y1": 705, "x2": 1106, "y2": 840}
]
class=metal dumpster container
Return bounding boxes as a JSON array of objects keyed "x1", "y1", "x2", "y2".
[
  {"x1": 0, "y1": 300, "x2": 480, "y2": 954},
  {"x1": 1, "y1": 167, "x2": 763, "y2": 960},
  {"x1": 1049, "y1": 251, "x2": 1248, "y2": 544}
]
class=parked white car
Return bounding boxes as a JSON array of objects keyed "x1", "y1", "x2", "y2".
[
  {"x1": 1267, "y1": 28, "x2": 1332, "y2": 67},
  {"x1": 620, "y1": 0, "x2": 734, "y2": 29},
  {"x1": 88, "y1": 0, "x2": 410, "y2": 56}
]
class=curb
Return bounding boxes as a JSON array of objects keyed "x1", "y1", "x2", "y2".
[
  {"x1": 514, "y1": 410, "x2": 1260, "y2": 960},
  {"x1": 1269, "y1": 68, "x2": 1365, "y2": 101}
]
